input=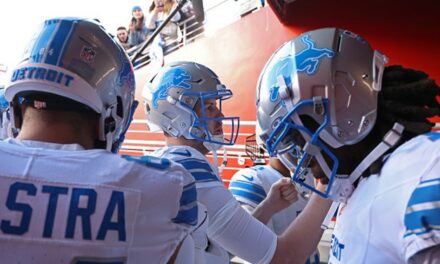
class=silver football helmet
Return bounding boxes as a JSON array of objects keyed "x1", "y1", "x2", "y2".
[
  {"x1": 142, "y1": 61, "x2": 240, "y2": 150},
  {"x1": 256, "y1": 28, "x2": 388, "y2": 197},
  {"x1": 5, "y1": 17, "x2": 137, "y2": 152}
]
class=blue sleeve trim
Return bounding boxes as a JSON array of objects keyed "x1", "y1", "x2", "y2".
[
  {"x1": 172, "y1": 182, "x2": 198, "y2": 226},
  {"x1": 190, "y1": 171, "x2": 219, "y2": 182},
  {"x1": 407, "y1": 179, "x2": 440, "y2": 206},
  {"x1": 229, "y1": 189, "x2": 266, "y2": 205},
  {"x1": 404, "y1": 207, "x2": 440, "y2": 237},
  {"x1": 180, "y1": 182, "x2": 197, "y2": 206},
  {"x1": 179, "y1": 158, "x2": 213, "y2": 172},
  {"x1": 404, "y1": 178, "x2": 440, "y2": 238},
  {"x1": 173, "y1": 205, "x2": 198, "y2": 226},
  {"x1": 177, "y1": 158, "x2": 220, "y2": 183},
  {"x1": 121, "y1": 155, "x2": 171, "y2": 170},
  {"x1": 229, "y1": 180, "x2": 267, "y2": 197}
]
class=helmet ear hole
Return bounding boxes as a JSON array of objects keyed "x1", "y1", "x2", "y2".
[
  {"x1": 104, "y1": 116, "x2": 116, "y2": 134},
  {"x1": 116, "y1": 96, "x2": 123, "y2": 118},
  {"x1": 300, "y1": 115, "x2": 320, "y2": 133}
]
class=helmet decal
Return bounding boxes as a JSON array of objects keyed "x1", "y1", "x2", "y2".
[
  {"x1": 80, "y1": 46, "x2": 96, "y2": 63},
  {"x1": 10, "y1": 66, "x2": 75, "y2": 87},
  {"x1": 267, "y1": 56, "x2": 294, "y2": 103},
  {"x1": 152, "y1": 68, "x2": 192, "y2": 109},
  {"x1": 266, "y1": 35, "x2": 335, "y2": 103},
  {"x1": 296, "y1": 35, "x2": 335, "y2": 75},
  {"x1": 117, "y1": 51, "x2": 135, "y2": 90},
  {"x1": 29, "y1": 19, "x2": 76, "y2": 65},
  {"x1": 269, "y1": 86, "x2": 280, "y2": 102}
]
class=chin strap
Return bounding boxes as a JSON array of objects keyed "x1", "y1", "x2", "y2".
[
  {"x1": 321, "y1": 122, "x2": 404, "y2": 229},
  {"x1": 203, "y1": 134, "x2": 226, "y2": 176},
  {"x1": 208, "y1": 147, "x2": 228, "y2": 177},
  {"x1": 218, "y1": 148, "x2": 228, "y2": 175}
]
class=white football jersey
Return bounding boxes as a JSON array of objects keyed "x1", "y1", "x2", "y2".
[
  {"x1": 329, "y1": 132, "x2": 440, "y2": 263},
  {"x1": 0, "y1": 111, "x2": 9, "y2": 140},
  {"x1": 153, "y1": 145, "x2": 277, "y2": 264},
  {"x1": 230, "y1": 165, "x2": 320, "y2": 264},
  {"x1": 0, "y1": 139, "x2": 197, "y2": 264}
]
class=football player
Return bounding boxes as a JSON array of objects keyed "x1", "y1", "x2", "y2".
[
  {"x1": 143, "y1": 61, "x2": 332, "y2": 263},
  {"x1": 257, "y1": 27, "x2": 440, "y2": 263},
  {"x1": 0, "y1": 17, "x2": 197, "y2": 263}
]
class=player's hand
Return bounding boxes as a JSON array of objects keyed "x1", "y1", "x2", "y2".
[{"x1": 265, "y1": 178, "x2": 298, "y2": 214}]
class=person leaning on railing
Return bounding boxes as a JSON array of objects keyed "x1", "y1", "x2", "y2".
[{"x1": 146, "y1": 0, "x2": 182, "y2": 67}]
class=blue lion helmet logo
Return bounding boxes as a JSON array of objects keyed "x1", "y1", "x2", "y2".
[
  {"x1": 266, "y1": 35, "x2": 335, "y2": 102},
  {"x1": 151, "y1": 68, "x2": 192, "y2": 109}
]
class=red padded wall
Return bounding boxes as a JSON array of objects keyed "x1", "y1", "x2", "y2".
[{"x1": 127, "y1": 1, "x2": 440, "y2": 183}]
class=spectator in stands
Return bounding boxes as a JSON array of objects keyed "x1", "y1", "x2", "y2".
[
  {"x1": 177, "y1": 0, "x2": 205, "y2": 44},
  {"x1": 1, "y1": 17, "x2": 197, "y2": 263},
  {"x1": 146, "y1": 0, "x2": 182, "y2": 67},
  {"x1": 116, "y1": 26, "x2": 131, "y2": 50},
  {"x1": 128, "y1": 5, "x2": 150, "y2": 47}
]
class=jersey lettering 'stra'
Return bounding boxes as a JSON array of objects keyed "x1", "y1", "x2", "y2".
[{"x1": 0, "y1": 180, "x2": 127, "y2": 242}]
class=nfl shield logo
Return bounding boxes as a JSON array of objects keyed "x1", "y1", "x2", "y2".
[{"x1": 80, "y1": 46, "x2": 96, "y2": 63}]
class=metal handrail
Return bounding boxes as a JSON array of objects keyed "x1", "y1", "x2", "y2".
[{"x1": 128, "y1": 15, "x2": 205, "y2": 70}]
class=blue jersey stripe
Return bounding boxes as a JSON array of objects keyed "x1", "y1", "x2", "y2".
[
  {"x1": 229, "y1": 181, "x2": 267, "y2": 197},
  {"x1": 404, "y1": 226, "x2": 440, "y2": 237},
  {"x1": 190, "y1": 171, "x2": 219, "y2": 182},
  {"x1": 177, "y1": 158, "x2": 219, "y2": 182},
  {"x1": 30, "y1": 20, "x2": 59, "y2": 63},
  {"x1": 407, "y1": 180, "x2": 440, "y2": 206},
  {"x1": 179, "y1": 158, "x2": 214, "y2": 172},
  {"x1": 174, "y1": 182, "x2": 198, "y2": 225},
  {"x1": 45, "y1": 19, "x2": 75, "y2": 65},
  {"x1": 420, "y1": 178, "x2": 440, "y2": 185},
  {"x1": 122, "y1": 155, "x2": 171, "y2": 170},
  {"x1": 180, "y1": 182, "x2": 197, "y2": 207},
  {"x1": 404, "y1": 207, "x2": 440, "y2": 234},
  {"x1": 173, "y1": 205, "x2": 198, "y2": 226},
  {"x1": 230, "y1": 189, "x2": 265, "y2": 204}
]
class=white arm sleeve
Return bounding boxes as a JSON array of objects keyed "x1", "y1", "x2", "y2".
[
  {"x1": 241, "y1": 202, "x2": 276, "y2": 234},
  {"x1": 174, "y1": 235, "x2": 195, "y2": 264},
  {"x1": 199, "y1": 186, "x2": 277, "y2": 264}
]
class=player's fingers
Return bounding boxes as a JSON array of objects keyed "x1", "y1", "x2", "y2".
[
  {"x1": 283, "y1": 190, "x2": 299, "y2": 203},
  {"x1": 272, "y1": 177, "x2": 291, "y2": 190},
  {"x1": 281, "y1": 186, "x2": 298, "y2": 200},
  {"x1": 281, "y1": 185, "x2": 296, "y2": 195}
]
